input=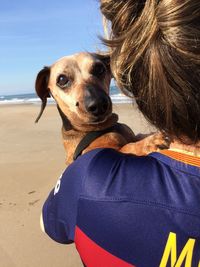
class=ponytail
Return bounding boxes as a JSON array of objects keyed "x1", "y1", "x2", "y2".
[{"x1": 100, "y1": 0, "x2": 200, "y2": 142}]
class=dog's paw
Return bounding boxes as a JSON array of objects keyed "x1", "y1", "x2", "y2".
[
  {"x1": 120, "y1": 132, "x2": 171, "y2": 156},
  {"x1": 144, "y1": 132, "x2": 171, "y2": 154}
]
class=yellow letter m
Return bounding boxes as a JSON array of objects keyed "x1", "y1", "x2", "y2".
[{"x1": 160, "y1": 232, "x2": 196, "y2": 267}]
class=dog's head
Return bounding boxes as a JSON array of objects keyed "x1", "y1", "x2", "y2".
[{"x1": 35, "y1": 52, "x2": 113, "y2": 130}]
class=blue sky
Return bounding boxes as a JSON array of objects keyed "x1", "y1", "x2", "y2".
[{"x1": 0, "y1": 0, "x2": 105, "y2": 95}]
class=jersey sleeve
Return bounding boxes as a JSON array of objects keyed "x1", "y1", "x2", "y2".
[{"x1": 42, "y1": 149, "x2": 107, "y2": 244}]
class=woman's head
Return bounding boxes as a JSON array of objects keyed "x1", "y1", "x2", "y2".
[{"x1": 100, "y1": 0, "x2": 200, "y2": 143}]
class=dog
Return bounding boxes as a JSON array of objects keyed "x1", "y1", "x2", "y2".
[{"x1": 35, "y1": 52, "x2": 169, "y2": 164}]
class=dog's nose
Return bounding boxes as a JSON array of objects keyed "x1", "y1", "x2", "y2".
[
  {"x1": 86, "y1": 96, "x2": 109, "y2": 116},
  {"x1": 84, "y1": 86, "x2": 111, "y2": 117}
]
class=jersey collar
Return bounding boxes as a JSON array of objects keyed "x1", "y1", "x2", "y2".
[{"x1": 159, "y1": 149, "x2": 200, "y2": 167}]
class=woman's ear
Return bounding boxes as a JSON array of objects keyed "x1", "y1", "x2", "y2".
[{"x1": 35, "y1": 66, "x2": 50, "y2": 123}]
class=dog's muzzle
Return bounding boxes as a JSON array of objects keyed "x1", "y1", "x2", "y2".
[{"x1": 84, "y1": 86, "x2": 111, "y2": 118}]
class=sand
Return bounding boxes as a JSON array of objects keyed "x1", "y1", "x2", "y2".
[{"x1": 0, "y1": 103, "x2": 154, "y2": 267}]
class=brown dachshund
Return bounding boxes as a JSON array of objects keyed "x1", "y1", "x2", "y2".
[{"x1": 35, "y1": 52, "x2": 169, "y2": 164}]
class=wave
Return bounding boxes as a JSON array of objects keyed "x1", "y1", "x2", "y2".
[
  {"x1": 0, "y1": 91, "x2": 133, "y2": 105},
  {"x1": 111, "y1": 93, "x2": 132, "y2": 104},
  {"x1": 0, "y1": 97, "x2": 55, "y2": 105}
]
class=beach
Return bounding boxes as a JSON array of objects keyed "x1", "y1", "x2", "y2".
[{"x1": 0, "y1": 103, "x2": 154, "y2": 267}]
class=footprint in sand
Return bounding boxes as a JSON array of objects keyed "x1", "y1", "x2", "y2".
[
  {"x1": 28, "y1": 190, "x2": 36, "y2": 195},
  {"x1": 29, "y1": 199, "x2": 40, "y2": 206}
]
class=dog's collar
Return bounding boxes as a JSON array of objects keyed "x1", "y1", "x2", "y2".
[
  {"x1": 57, "y1": 105, "x2": 120, "y2": 160},
  {"x1": 73, "y1": 124, "x2": 120, "y2": 161}
]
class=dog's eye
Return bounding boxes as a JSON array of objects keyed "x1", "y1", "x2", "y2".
[
  {"x1": 91, "y1": 63, "x2": 106, "y2": 77},
  {"x1": 57, "y1": 75, "x2": 72, "y2": 89}
]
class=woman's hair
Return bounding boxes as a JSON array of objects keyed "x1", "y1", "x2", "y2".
[{"x1": 100, "y1": 0, "x2": 200, "y2": 143}]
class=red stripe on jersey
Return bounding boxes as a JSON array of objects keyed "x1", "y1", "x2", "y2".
[{"x1": 75, "y1": 226, "x2": 135, "y2": 267}]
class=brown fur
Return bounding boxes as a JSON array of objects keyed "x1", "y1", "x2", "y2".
[{"x1": 35, "y1": 52, "x2": 169, "y2": 164}]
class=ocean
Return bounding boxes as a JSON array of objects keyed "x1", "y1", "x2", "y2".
[{"x1": 0, "y1": 86, "x2": 132, "y2": 105}]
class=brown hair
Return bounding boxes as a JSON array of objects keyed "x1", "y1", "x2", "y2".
[{"x1": 100, "y1": 0, "x2": 200, "y2": 143}]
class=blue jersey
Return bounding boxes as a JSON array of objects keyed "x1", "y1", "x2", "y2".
[{"x1": 42, "y1": 148, "x2": 200, "y2": 267}]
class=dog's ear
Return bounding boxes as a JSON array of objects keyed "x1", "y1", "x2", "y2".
[
  {"x1": 35, "y1": 66, "x2": 50, "y2": 123},
  {"x1": 101, "y1": 55, "x2": 110, "y2": 69},
  {"x1": 95, "y1": 53, "x2": 113, "y2": 78}
]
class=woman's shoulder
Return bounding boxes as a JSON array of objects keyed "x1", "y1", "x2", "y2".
[{"x1": 78, "y1": 148, "x2": 160, "y2": 199}]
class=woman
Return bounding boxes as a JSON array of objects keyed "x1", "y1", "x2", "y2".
[{"x1": 41, "y1": 1, "x2": 200, "y2": 266}]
